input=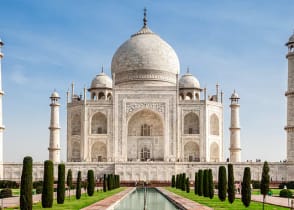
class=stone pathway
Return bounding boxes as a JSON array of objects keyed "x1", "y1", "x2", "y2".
[
  {"x1": 236, "y1": 194, "x2": 294, "y2": 208},
  {"x1": 157, "y1": 187, "x2": 212, "y2": 210},
  {"x1": 81, "y1": 187, "x2": 134, "y2": 210}
]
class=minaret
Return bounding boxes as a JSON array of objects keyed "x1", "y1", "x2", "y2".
[
  {"x1": 285, "y1": 32, "x2": 294, "y2": 162},
  {"x1": 48, "y1": 91, "x2": 61, "y2": 163},
  {"x1": 229, "y1": 90, "x2": 241, "y2": 162},
  {"x1": 0, "y1": 38, "x2": 5, "y2": 178}
]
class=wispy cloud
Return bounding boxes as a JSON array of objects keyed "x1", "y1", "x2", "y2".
[{"x1": 10, "y1": 67, "x2": 28, "y2": 85}]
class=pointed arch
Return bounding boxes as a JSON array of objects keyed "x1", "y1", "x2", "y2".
[
  {"x1": 98, "y1": 92, "x2": 105, "y2": 100},
  {"x1": 91, "y1": 112, "x2": 107, "y2": 134},
  {"x1": 184, "y1": 112, "x2": 200, "y2": 134},
  {"x1": 210, "y1": 114, "x2": 219, "y2": 135},
  {"x1": 71, "y1": 113, "x2": 81, "y2": 135},
  {"x1": 184, "y1": 142, "x2": 200, "y2": 162},
  {"x1": 91, "y1": 142, "x2": 107, "y2": 162},
  {"x1": 128, "y1": 109, "x2": 163, "y2": 136},
  {"x1": 107, "y1": 93, "x2": 112, "y2": 100},
  {"x1": 72, "y1": 142, "x2": 80, "y2": 161},
  {"x1": 210, "y1": 142, "x2": 219, "y2": 162},
  {"x1": 185, "y1": 92, "x2": 193, "y2": 100}
]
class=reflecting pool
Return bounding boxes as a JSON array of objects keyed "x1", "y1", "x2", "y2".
[{"x1": 114, "y1": 188, "x2": 180, "y2": 210}]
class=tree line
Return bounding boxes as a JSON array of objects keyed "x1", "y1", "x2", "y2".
[
  {"x1": 20, "y1": 156, "x2": 120, "y2": 210},
  {"x1": 171, "y1": 162, "x2": 270, "y2": 208}
]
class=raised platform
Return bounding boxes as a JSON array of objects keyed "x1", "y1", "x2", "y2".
[{"x1": 2, "y1": 161, "x2": 294, "y2": 181}]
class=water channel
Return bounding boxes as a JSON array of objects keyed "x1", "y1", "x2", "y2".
[{"x1": 114, "y1": 188, "x2": 180, "y2": 210}]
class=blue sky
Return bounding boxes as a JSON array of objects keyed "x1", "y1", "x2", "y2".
[{"x1": 0, "y1": 0, "x2": 293, "y2": 162}]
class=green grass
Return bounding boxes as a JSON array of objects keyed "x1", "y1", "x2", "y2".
[
  {"x1": 7, "y1": 188, "x2": 125, "y2": 210},
  {"x1": 166, "y1": 187, "x2": 288, "y2": 210},
  {"x1": 252, "y1": 189, "x2": 281, "y2": 196}
]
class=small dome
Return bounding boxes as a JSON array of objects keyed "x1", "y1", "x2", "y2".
[
  {"x1": 90, "y1": 72, "x2": 112, "y2": 89},
  {"x1": 179, "y1": 73, "x2": 200, "y2": 89},
  {"x1": 50, "y1": 91, "x2": 60, "y2": 98},
  {"x1": 230, "y1": 90, "x2": 239, "y2": 99},
  {"x1": 286, "y1": 33, "x2": 294, "y2": 46}
]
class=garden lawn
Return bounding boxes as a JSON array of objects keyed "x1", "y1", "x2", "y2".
[
  {"x1": 166, "y1": 187, "x2": 288, "y2": 210},
  {"x1": 252, "y1": 189, "x2": 282, "y2": 196},
  {"x1": 7, "y1": 187, "x2": 125, "y2": 210}
]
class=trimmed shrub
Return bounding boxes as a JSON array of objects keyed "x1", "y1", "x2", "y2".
[
  {"x1": 36, "y1": 186, "x2": 43, "y2": 194},
  {"x1": 107, "y1": 174, "x2": 111, "y2": 190},
  {"x1": 182, "y1": 173, "x2": 186, "y2": 191},
  {"x1": 203, "y1": 169, "x2": 209, "y2": 197},
  {"x1": 279, "y1": 189, "x2": 293, "y2": 198},
  {"x1": 198, "y1": 170, "x2": 203, "y2": 196},
  {"x1": 87, "y1": 170, "x2": 95, "y2": 196},
  {"x1": 252, "y1": 180, "x2": 261, "y2": 189},
  {"x1": 241, "y1": 167, "x2": 251, "y2": 207},
  {"x1": 260, "y1": 161, "x2": 270, "y2": 210},
  {"x1": 33, "y1": 181, "x2": 43, "y2": 189},
  {"x1": 0, "y1": 188, "x2": 12, "y2": 198},
  {"x1": 67, "y1": 169, "x2": 73, "y2": 199},
  {"x1": 0, "y1": 180, "x2": 18, "y2": 189},
  {"x1": 171, "y1": 175, "x2": 175, "y2": 188},
  {"x1": 20, "y1": 156, "x2": 33, "y2": 210},
  {"x1": 228, "y1": 164, "x2": 235, "y2": 204},
  {"x1": 57, "y1": 163, "x2": 65, "y2": 204},
  {"x1": 76, "y1": 171, "x2": 82, "y2": 199},
  {"x1": 218, "y1": 166, "x2": 227, "y2": 202},
  {"x1": 42, "y1": 160, "x2": 54, "y2": 208},
  {"x1": 208, "y1": 169, "x2": 214, "y2": 199},
  {"x1": 194, "y1": 172, "x2": 198, "y2": 195},
  {"x1": 186, "y1": 178, "x2": 190, "y2": 193},
  {"x1": 103, "y1": 174, "x2": 107, "y2": 192}
]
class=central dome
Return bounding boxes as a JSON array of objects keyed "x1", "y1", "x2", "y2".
[{"x1": 111, "y1": 24, "x2": 180, "y2": 86}]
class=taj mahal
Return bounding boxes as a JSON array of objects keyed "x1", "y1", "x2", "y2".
[{"x1": 1, "y1": 11, "x2": 294, "y2": 182}]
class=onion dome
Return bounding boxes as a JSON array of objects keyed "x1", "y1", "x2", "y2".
[
  {"x1": 286, "y1": 32, "x2": 294, "y2": 46},
  {"x1": 90, "y1": 71, "x2": 112, "y2": 89},
  {"x1": 50, "y1": 91, "x2": 60, "y2": 98},
  {"x1": 111, "y1": 9, "x2": 180, "y2": 86},
  {"x1": 230, "y1": 90, "x2": 239, "y2": 99},
  {"x1": 179, "y1": 69, "x2": 200, "y2": 89}
]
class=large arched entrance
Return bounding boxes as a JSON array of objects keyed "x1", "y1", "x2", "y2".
[{"x1": 127, "y1": 109, "x2": 164, "y2": 161}]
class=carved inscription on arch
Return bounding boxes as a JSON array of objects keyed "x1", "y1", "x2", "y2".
[{"x1": 126, "y1": 103, "x2": 165, "y2": 116}]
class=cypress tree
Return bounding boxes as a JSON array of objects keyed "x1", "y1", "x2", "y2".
[
  {"x1": 194, "y1": 172, "x2": 198, "y2": 195},
  {"x1": 20, "y1": 156, "x2": 33, "y2": 210},
  {"x1": 182, "y1": 173, "x2": 186, "y2": 191},
  {"x1": 228, "y1": 164, "x2": 235, "y2": 204},
  {"x1": 103, "y1": 174, "x2": 107, "y2": 192},
  {"x1": 198, "y1": 170, "x2": 203, "y2": 196},
  {"x1": 76, "y1": 171, "x2": 82, "y2": 199},
  {"x1": 208, "y1": 169, "x2": 214, "y2": 199},
  {"x1": 118, "y1": 175, "x2": 120, "y2": 188},
  {"x1": 260, "y1": 161, "x2": 270, "y2": 210},
  {"x1": 241, "y1": 167, "x2": 251, "y2": 207},
  {"x1": 57, "y1": 163, "x2": 65, "y2": 204},
  {"x1": 42, "y1": 160, "x2": 54, "y2": 208},
  {"x1": 107, "y1": 174, "x2": 111, "y2": 190},
  {"x1": 186, "y1": 178, "x2": 190, "y2": 193},
  {"x1": 218, "y1": 166, "x2": 227, "y2": 201},
  {"x1": 67, "y1": 169, "x2": 72, "y2": 199},
  {"x1": 171, "y1": 175, "x2": 175, "y2": 188},
  {"x1": 87, "y1": 170, "x2": 95, "y2": 196},
  {"x1": 203, "y1": 169, "x2": 209, "y2": 197}
]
